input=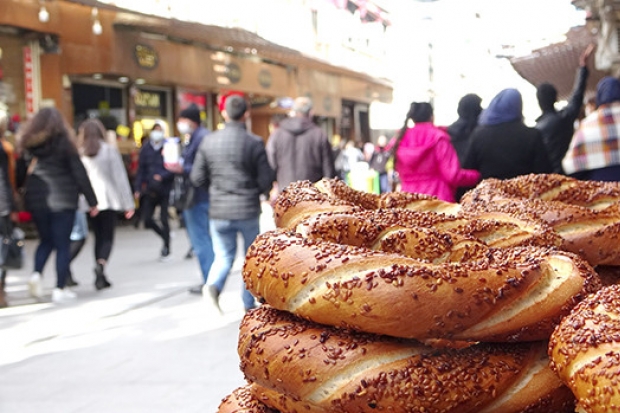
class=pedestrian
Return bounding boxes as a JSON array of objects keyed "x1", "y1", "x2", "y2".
[
  {"x1": 446, "y1": 93, "x2": 483, "y2": 201},
  {"x1": 562, "y1": 76, "x2": 620, "y2": 181},
  {"x1": 0, "y1": 106, "x2": 17, "y2": 307},
  {"x1": 369, "y1": 135, "x2": 391, "y2": 193},
  {"x1": 18, "y1": 107, "x2": 98, "y2": 303},
  {"x1": 190, "y1": 94, "x2": 274, "y2": 313},
  {"x1": 463, "y1": 89, "x2": 552, "y2": 180},
  {"x1": 339, "y1": 140, "x2": 364, "y2": 183},
  {"x1": 133, "y1": 122, "x2": 174, "y2": 261},
  {"x1": 165, "y1": 103, "x2": 214, "y2": 295},
  {"x1": 78, "y1": 119, "x2": 135, "y2": 289},
  {"x1": 447, "y1": 93, "x2": 483, "y2": 166},
  {"x1": 392, "y1": 101, "x2": 480, "y2": 202},
  {"x1": 66, "y1": 209, "x2": 88, "y2": 288},
  {"x1": 266, "y1": 96, "x2": 335, "y2": 193},
  {"x1": 535, "y1": 44, "x2": 593, "y2": 174}
]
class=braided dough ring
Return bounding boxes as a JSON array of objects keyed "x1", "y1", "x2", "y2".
[
  {"x1": 238, "y1": 306, "x2": 575, "y2": 413},
  {"x1": 462, "y1": 173, "x2": 620, "y2": 211},
  {"x1": 548, "y1": 284, "x2": 620, "y2": 413},
  {"x1": 243, "y1": 230, "x2": 600, "y2": 342},
  {"x1": 273, "y1": 179, "x2": 460, "y2": 229}
]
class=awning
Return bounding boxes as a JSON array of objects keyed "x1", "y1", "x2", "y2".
[{"x1": 509, "y1": 25, "x2": 607, "y2": 101}]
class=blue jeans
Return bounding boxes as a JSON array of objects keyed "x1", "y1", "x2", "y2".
[
  {"x1": 31, "y1": 209, "x2": 76, "y2": 289},
  {"x1": 183, "y1": 201, "x2": 214, "y2": 283},
  {"x1": 207, "y1": 217, "x2": 259, "y2": 310}
]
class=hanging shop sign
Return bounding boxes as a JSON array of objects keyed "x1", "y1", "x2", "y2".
[
  {"x1": 226, "y1": 62, "x2": 242, "y2": 84},
  {"x1": 258, "y1": 69, "x2": 272, "y2": 89},
  {"x1": 134, "y1": 44, "x2": 159, "y2": 70}
]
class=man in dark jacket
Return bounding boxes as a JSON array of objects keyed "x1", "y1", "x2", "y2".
[
  {"x1": 167, "y1": 104, "x2": 214, "y2": 295},
  {"x1": 190, "y1": 95, "x2": 274, "y2": 313},
  {"x1": 266, "y1": 97, "x2": 336, "y2": 193},
  {"x1": 535, "y1": 44, "x2": 594, "y2": 174},
  {"x1": 134, "y1": 123, "x2": 174, "y2": 260}
]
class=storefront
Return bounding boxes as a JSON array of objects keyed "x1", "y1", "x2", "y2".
[{"x1": 0, "y1": 0, "x2": 392, "y2": 151}]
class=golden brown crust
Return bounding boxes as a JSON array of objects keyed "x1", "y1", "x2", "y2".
[
  {"x1": 243, "y1": 230, "x2": 600, "y2": 342},
  {"x1": 461, "y1": 173, "x2": 620, "y2": 210},
  {"x1": 296, "y1": 209, "x2": 562, "y2": 258},
  {"x1": 218, "y1": 385, "x2": 279, "y2": 413},
  {"x1": 460, "y1": 174, "x2": 620, "y2": 266},
  {"x1": 239, "y1": 306, "x2": 574, "y2": 413},
  {"x1": 274, "y1": 179, "x2": 461, "y2": 230},
  {"x1": 548, "y1": 284, "x2": 620, "y2": 413}
]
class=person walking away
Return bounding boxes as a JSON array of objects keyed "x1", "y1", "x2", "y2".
[
  {"x1": 165, "y1": 103, "x2": 214, "y2": 295},
  {"x1": 535, "y1": 44, "x2": 594, "y2": 174},
  {"x1": 562, "y1": 76, "x2": 620, "y2": 181},
  {"x1": 447, "y1": 94, "x2": 483, "y2": 164},
  {"x1": 190, "y1": 94, "x2": 274, "y2": 313},
  {"x1": 266, "y1": 97, "x2": 335, "y2": 193},
  {"x1": 134, "y1": 123, "x2": 174, "y2": 261},
  {"x1": 369, "y1": 135, "x2": 391, "y2": 193},
  {"x1": 0, "y1": 107, "x2": 17, "y2": 307},
  {"x1": 446, "y1": 93, "x2": 483, "y2": 201},
  {"x1": 463, "y1": 89, "x2": 552, "y2": 180},
  {"x1": 78, "y1": 119, "x2": 134, "y2": 289},
  {"x1": 18, "y1": 107, "x2": 98, "y2": 303},
  {"x1": 392, "y1": 102, "x2": 479, "y2": 202}
]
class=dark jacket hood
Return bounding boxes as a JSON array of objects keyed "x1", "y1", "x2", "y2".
[{"x1": 279, "y1": 116, "x2": 315, "y2": 135}]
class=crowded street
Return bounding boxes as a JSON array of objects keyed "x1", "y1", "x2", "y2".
[{"x1": 0, "y1": 203, "x2": 276, "y2": 412}]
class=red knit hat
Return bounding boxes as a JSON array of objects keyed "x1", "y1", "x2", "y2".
[{"x1": 218, "y1": 91, "x2": 245, "y2": 113}]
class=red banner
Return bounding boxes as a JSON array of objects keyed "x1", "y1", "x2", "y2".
[{"x1": 23, "y1": 46, "x2": 35, "y2": 116}]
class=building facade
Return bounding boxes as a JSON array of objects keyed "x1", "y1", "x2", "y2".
[{"x1": 0, "y1": 0, "x2": 392, "y2": 151}]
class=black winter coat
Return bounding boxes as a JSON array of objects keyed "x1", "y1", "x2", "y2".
[
  {"x1": 463, "y1": 121, "x2": 552, "y2": 180},
  {"x1": 535, "y1": 66, "x2": 589, "y2": 174},
  {"x1": 24, "y1": 140, "x2": 97, "y2": 212},
  {"x1": 134, "y1": 142, "x2": 174, "y2": 197}
]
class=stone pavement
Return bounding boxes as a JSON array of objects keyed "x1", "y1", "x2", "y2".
[{"x1": 0, "y1": 204, "x2": 277, "y2": 413}]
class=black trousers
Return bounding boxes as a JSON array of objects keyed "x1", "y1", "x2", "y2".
[
  {"x1": 89, "y1": 210, "x2": 118, "y2": 262},
  {"x1": 141, "y1": 193, "x2": 170, "y2": 248}
]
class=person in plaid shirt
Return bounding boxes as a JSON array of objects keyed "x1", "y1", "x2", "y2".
[{"x1": 563, "y1": 76, "x2": 620, "y2": 182}]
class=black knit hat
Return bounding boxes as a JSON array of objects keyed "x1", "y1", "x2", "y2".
[{"x1": 179, "y1": 104, "x2": 201, "y2": 125}]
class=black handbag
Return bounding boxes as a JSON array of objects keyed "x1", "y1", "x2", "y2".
[{"x1": 0, "y1": 226, "x2": 24, "y2": 270}]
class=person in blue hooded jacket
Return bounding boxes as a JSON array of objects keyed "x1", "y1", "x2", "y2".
[{"x1": 463, "y1": 88, "x2": 552, "y2": 180}]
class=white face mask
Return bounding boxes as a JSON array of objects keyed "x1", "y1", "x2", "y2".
[
  {"x1": 177, "y1": 121, "x2": 193, "y2": 135},
  {"x1": 150, "y1": 130, "x2": 164, "y2": 142}
]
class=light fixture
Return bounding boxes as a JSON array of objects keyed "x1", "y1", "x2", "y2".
[
  {"x1": 91, "y1": 7, "x2": 102, "y2": 35},
  {"x1": 135, "y1": 78, "x2": 146, "y2": 85},
  {"x1": 93, "y1": 73, "x2": 103, "y2": 80},
  {"x1": 38, "y1": 1, "x2": 49, "y2": 23},
  {"x1": 118, "y1": 76, "x2": 129, "y2": 83}
]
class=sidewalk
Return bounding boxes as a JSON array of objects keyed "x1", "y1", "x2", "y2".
[{"x1": 0, "y1": 204, "x2": 277, "y2": 413}]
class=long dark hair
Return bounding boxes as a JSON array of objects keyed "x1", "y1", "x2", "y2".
[
  {"x1": 392, "y1": 102, "x2": 433, "y2": 169},
  {"x1": 78, "y1": 118, "x2": 107, "y2": 157},
  {"x1": 17, "y1": 107, "x2": 78, "y2": 156}
]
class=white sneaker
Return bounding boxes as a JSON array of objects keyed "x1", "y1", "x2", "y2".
[
  {"x1": 52, "y1": 288, "x2": 77, "y2": 303},
  {"x1": 28, "y1": 272, "x2": 43, "y2": 298},
  {"x1": 202, "y1": 284, "x2": 222, "y2": 314}
]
